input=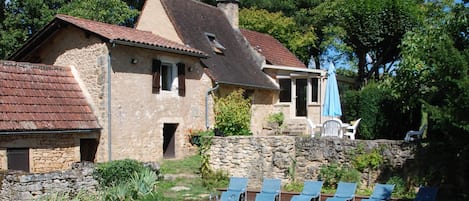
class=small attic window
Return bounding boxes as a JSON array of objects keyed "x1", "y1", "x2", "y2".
[{"x1": 205, "y1": 33, "x2": 225, "y2": 54}]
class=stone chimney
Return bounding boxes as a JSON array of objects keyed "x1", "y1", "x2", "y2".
[{"x1": 217, "y1": 0, "x2": 240, "y2": 29}]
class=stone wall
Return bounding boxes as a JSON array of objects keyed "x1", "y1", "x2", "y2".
[
  {"x1": 208, "y1": 136, "x2": 416, "y2": 188},
  {"x1": 0, "y1": 162, "x2": 97, "y2": 201},
  {"x1": 0, "y1": 133, "x2": 98, "y2": 173}
]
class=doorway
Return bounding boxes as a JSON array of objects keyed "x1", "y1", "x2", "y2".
[
  {"x1": 296, "y1": 79, "x2": 308, "y2": 117},
  {"x1": 80, "y1": 139, "x2": 98, "y2": 162},
  {"x1": 163, "y1": 123, "x2": 178, "y2": 159}
]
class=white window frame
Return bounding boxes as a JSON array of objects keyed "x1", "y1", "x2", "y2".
[
  {"x1": 276, "y1": 75, "x2": 321, "y2": 105},
  {"x1": 160, "y1": 62, "x2": 178, "y2": 92}
]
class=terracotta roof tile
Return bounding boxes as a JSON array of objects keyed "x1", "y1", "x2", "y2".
[
  {"x1": 55, "y1": 14, "x2": 207, "y2": 57},
  {"x1": 0, "y1": 60, "x2": 100, "y2": 131},
  {"x1": 240, "y1": 29, "x2": 306, "y2": 68}
]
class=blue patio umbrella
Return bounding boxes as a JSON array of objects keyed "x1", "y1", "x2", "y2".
[{"x1": 322, "y1": 62, "x2": 342, "y2": 117}]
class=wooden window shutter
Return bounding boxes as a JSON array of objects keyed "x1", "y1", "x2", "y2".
[
  {"x1": 177, "y1": 63, "x2": 186, "y2": 97},
  {"x1": 152, "y1": 60, "x2": 162, "y2": 93}
]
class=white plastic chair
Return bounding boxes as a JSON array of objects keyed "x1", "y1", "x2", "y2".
[
  {"x1": 344, "y1": 118, "x2": 362, "y2": 140},
  {"x1": 404, "y1": 124, "x2": 427, "y2": 142},
  {"x1": 321, "y1": 119, "x2": 343, "y2": 137}
]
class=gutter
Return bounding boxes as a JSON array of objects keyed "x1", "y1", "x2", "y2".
[
  {"x1": 262, "y1": 64, "x2": 326, "y2": 75},
  {"x1": 109, "y1": 39, "x2": 207, "y2": 58},
  {"x1": 205, "y1": 83, "x2": 219, "y2": 129},
  {"x1": 216, "y1": 80, "x2": 279, "y2": 91},
  {"x1": 107, "y1": 47, "x2": 113, "y2": 161},
  {"x1": 0, "y1": 129, "x2": 98, "y2": 135}
]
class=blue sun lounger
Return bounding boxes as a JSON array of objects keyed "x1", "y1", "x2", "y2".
[
  {"x1": 290, "y1": 180, "x2": 323, "y2": 201},
  {"x1": 255, "y1": 178, "x2": 282, "y2": 201},
  {"x1": 220, "y1": 177, "x2": 249, "y2": 201},
  {"x1": 361, "y1": 183, "x2": 395, "y2": 201},
  {"x1": 325, "y1": 182, "x2": 357, "y2": 201},
  {"x1": 414, "y1": 186, "x2": 438, "y2": 201}
]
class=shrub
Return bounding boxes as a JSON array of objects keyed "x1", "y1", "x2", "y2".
[
  {"x1": 342, "y1": 82, "x2": 417, "y2": 139},
  {"x1": 387, "y1": 176, "x2": 413, "y2": 198},
  {"x1": 284, "y1": 181, "x2": 303, "y2": 192},
  {"x1": 201, "y1": 169, "x2": 229, "y2": 191},
  {"x1": 214, "y1": 89, "x2": 252, "y2": 136},
  {"x1": 319, "y1": 163, "x2": 344, "y2": 188},
  {"x1": 93, "y1": 159, "x2": 146, "y2": 188},
  {"x1": 267, "y1": 112, "x2": 284, "y2": 126},
  {"x1": 102, "y1": 168, "x2": 159, "y2": 201},
  {"x1": 340, "y1": 167, "x2": 361, "y2": 184},
  {"x1": 319, "y1": 163, "x2": 361, "y2": 189}
]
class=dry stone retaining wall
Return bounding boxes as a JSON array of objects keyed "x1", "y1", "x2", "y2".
[
  {"x1": 0, "y1": 162, "x2": 97, "y2": 201},
  {"x1": 208, "y1": 136, "x2": 416, "y2": 188}
]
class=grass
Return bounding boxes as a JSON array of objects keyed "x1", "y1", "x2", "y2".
[
  {"x1": 157, "y1": 154, "x2": 216, "y2": 200},
  {"x1": 159, "y1": 154, "x2": 202, "y2": 174}
]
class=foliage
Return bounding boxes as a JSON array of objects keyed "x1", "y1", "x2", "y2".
[
  {"x1": 342, "y1": 82, "x2": 418, "y2": 139},
  {"x1": 267, "y1": 112, "x2": 285, "y2": 126},
  {"x1": 395, "y1": 2, "x2": 469, "y2": 195},
  {"x1": 58, "y1": 0, "x2": 139, "y2": 26},
  {"x1": 284, "y1": 181, "x2": 304, "y2": 192},
  {"x1": 0, "y1": 0, "x2": 67, "y2": 59},
  {"x1": 93, "y1": 159, "x2": 146, "y2": 188},
  {"x1": 350, "y1": 144, "x2": 384, "y2": 172},
  {"x1": 214, "y1": 89, "x2": 252, "y2": 136},
  {"x1": 319, "y1": 0, "x2": 421, "y2": 83},
  {"x1": 0, "y1": 0, "x2": 139, "y2": 59},
  {"x1": 195, "y1": 135, "x2": 230, "y2": 191},
  {"x1": 37, "y1": 190, "x2": 99, "y2": 201},
  {"x1": 199, "y1": 135, "x2": 213, "y2": 180},
  {"x1": 319, "y1": 163, "x2": 360, "y2": 188},
  {"x1": 386, "y1": 176, "x2": 414, "y2": 199},
  {"x1": 190, "y1": 129, "x2": 214, "y2": 146},
  {"x1": 397, "y1": 2, "x2": 469, "y2": 136},
  {"x1": 239, "y1": 8, "x2": 317, "y2": 63},
  {"x1": 39, "y1": 169, "x2": 161, "y2": 201},
  {"x1": 102, "y1": 168, "x2": 159, "y2": 201},
  {"x1": 201, "y1": 169, "x2": 230, "y2": 191},
  {"x1": 349, "y1": 144, "x2": 385, "y2": 187}
]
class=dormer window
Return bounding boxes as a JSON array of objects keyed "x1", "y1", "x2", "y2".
[{"x1": 205, "y1": 33, "x2": 225, "y2": 54}]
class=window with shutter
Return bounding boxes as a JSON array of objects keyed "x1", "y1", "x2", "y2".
[
  {"x1": 153, "y1": 59, "x2": 184, "y2": 96},
  {"x1": 152, "y1": 60, "x2": 161, "y2": 94},
  {"x1": 177, "y1": 63, "x2": 186, "y2": 97}
]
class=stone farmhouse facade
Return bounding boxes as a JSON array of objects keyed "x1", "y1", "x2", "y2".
[{"x1": 3, "y1": 0, "x2": 328, "y2": 172}]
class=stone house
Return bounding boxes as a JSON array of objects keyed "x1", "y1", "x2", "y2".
[
  {"x1": 0, "y1": 61, "x2": 100, "y2": 173},
  {"x1": 7, "y1": 0, "x2": 328, "y2": 169},
  {"x1": 10, "y1": 14, "x2": 209, "y2": 165},
  {"x1": 137, "y1": 0, "x2": 327, "y2": 134}
]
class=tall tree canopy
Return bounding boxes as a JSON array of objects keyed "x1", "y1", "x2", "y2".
[
  {"x1": 0, "y1": 0, "x2": 140, "y2": 59},
  {"x1": 239, "y1": 8, "x2": 316, "y2": 63},
  {"x1": 312, "y1": 0, "x2": 422, "y2": 84},
  {"x1": 397, "y1": 0, "x2": 469, "y2": 135}
]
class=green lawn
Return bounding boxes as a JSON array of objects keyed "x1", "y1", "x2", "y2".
[{"x1": 157, "y1": 155, "x2": 217, "y2": 200}]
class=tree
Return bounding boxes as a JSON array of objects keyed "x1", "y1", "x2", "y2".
[
  {"x1": 58, "y1": 0, "x2": 139, "y2": 26},
  {"x1": 397, "y1": 1, "x2": 468, "y2": 136},
  {"x1": 312, "y1": 0, "x2": 422, "y2": 84},
  {"x1": 0, "y1": 0, "x2": 69, "y2": 59},
  {"x1": 239, "y1": 8, "x2": 316, "y2": 62},
  {"x1": 0, "y1": 0, "x2": 139, "y2": 59},
  {"x1": 396, "y1": 1, "x2": 469, "y2": 195}
]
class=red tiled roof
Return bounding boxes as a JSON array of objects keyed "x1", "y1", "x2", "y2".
[
  {"x1": 55, "y1": 14, "x2": 206, "y2": 57},
  {"x1": 240, "y1": 29, "x2": 306, "y2": 68},
  {"x1": 0, "y1": 60, "x2": 100, "y2": 131}
]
